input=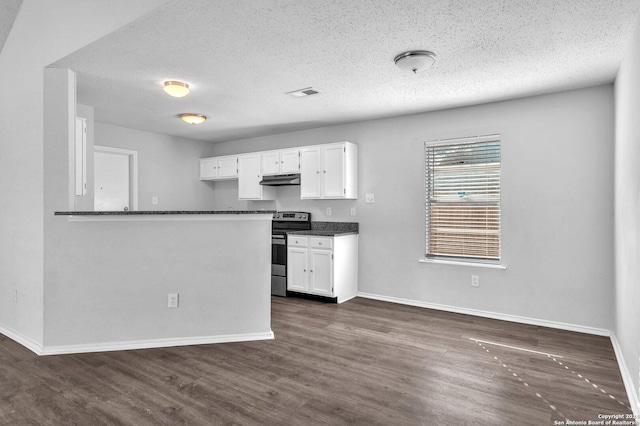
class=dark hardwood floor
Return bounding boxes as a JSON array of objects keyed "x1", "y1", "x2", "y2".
[{"x1": 0, "y1": 296, "x2": 632, "y2": 425}]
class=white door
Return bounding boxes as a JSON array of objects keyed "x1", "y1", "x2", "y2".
[
  {"x1": 309, "y1": 249, "x2": 333, "y2": 296},
  {"x1": 217, "y1": 156, "x2": 238, "y2": 178},
  {"x1": 261, "y1": 151, "x2": 281, "y2": 176},
  {"x1": 94, "y1": 151, "x2": 129, "y2": 211},
  {"x1": 94, "y1": 146, "x2": 138, "y2": 211},
  {"x1": 200, "y1": 157, "x2": 218, "y2": 180},
  {"x1": 287, "y1": 248, "x2": 308, "y2": 292},
  {"x1": 299, "y1": 147, "x2": 321, "y2": 199},
  {"x1": 280, "y1": 149, "x2": 300, "y2": 173},
  {"x1": 322, "y1": 144, "x2": 345, "y2": 198},
  {"x1": 238, "y1": 154, "x2": 262, "y2": 200}
]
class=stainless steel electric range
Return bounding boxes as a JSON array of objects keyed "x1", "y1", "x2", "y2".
[{"x1": 271, "y1": 211, "x2": 311, "y2": 296}]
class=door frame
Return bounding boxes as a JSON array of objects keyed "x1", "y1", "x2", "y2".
[{"x1": 94, "y1": 145, "x2": 139, "y2": 211}]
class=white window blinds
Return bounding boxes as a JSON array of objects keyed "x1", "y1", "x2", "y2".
[{"x1": 425, "y1": 135, "x2": 501, "y2": 261}]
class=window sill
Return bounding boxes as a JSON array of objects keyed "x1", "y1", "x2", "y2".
[{"x1": 418, "y1": 258, "x2": 507, "y2": 269}]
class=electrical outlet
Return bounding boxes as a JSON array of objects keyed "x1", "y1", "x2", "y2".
[
  {"x1": 326, "y1": 207, "x2": 332, "y2": 216},
  {"x1": 351, "y1": 207, "x2": 356, "y2": 216},
  {"x1": 365, "y1": 193, "x2": 375, "y2": 204},
  {"x1": 471, "y1": 275, "x2": 480, "y2": 287},
  {"x1": 152, "y1": 196, "x2": 158, "y2": 205},
  {"x1": 168, "y1": 293, "x2": 179, "y2": 308}
]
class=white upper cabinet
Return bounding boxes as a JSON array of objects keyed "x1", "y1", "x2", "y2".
[
  {"x1": 280, "y1": 149, "x2": 300, "y2": 174},
  {"x1": 200, "y1": 155, "x2": 238, "y2": 180},
  {"x1": 261, "y1": 151, "x2": 281, "y2": 176},
  {"x1": 261, "y1": 149, "x2": 300, "y2": 176},
  {"x1": 200, "y1": 142, "x2": 356, "y2": 200},
  {"x1": 299, "y1": 147, "x2": 322, "y2": 198},
  {"x1": 200, "y1": 157, "x2": 218, "y2": 180},
  {"x1": 217, "y1": 156, "x2": 239, "y2": 178},
  {"x1": 238, "y1": 153, "x2": 275, "y2": 200},
  {"x1": 300, "y1": 142, "x2": 357, "y2": 199}
]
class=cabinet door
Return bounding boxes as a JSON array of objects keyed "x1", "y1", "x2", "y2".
[
  {"x1": 238, "y1": 154, "x2": 262, "y2": 199},
  {"x1": 217, "y1": 156, "x2": 238, "y2": 178},
  {"x1": 299, "y1": 147, "x2": 321, "y2": 199},
  {"x1": 261, "y1": 151, "x2": 281, "y2": 176},
  {"x1": 280, "y1": 149, "x2": 300, "y2": 174},
  {"x1": 287, "y1": 247, "x2": 308, "y2": 292},
  {"x1": 200, "y1": 157, "x2": 218, "y2": 180},
  {"x1": 322, "y1": 144, "x2": 346, "y2": 198},
  {"x1": 309, "y1": 249, "x2": 333, "y2": 297}
]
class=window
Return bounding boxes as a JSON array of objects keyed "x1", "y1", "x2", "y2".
[{"x1": 425, "y1": 135, "x2": 501, "y2": 262}]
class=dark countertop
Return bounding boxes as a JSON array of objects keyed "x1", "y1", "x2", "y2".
[
  {"x1": 55, "y1": 210, "x2": 277, "y2": 216},
  {"x1": 288, "y1": 221, "x2": 359, "y2": 236},
  {"x1": 287, "y1": 230, "x2": 358, "y2": 236}
]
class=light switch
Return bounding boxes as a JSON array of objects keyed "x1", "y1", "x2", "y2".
[{"x1": 168, "y1": 293, "x2": 179, "y2": 308}]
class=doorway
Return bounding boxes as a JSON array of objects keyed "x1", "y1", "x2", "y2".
[{"x1": 94, "y1": 146, "x2": 138, "y2": 211}]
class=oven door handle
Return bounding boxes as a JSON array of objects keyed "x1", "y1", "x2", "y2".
[{"x1": 272, "y1": 235, "x2": 286, "y2": 245}]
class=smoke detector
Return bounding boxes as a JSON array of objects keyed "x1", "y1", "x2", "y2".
[
  {"x1": 286, "y1": 87, "x2": 322, "y2": 98},
  {"x1": 394, "y1": 50, "x2": 436, "y2": 74}
]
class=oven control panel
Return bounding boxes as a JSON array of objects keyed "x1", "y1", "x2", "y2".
[{"x1": 273, "y1": 211, "x2": 310, "y2": 221}]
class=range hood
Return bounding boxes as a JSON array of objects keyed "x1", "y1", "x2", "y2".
[{"x1": 259, "y1": 173, "x2": 301, "y2": 186}]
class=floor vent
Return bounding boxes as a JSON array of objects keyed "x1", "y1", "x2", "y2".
[{"x1": 286, "y1": 87, "x2": 321, "y2": 98}]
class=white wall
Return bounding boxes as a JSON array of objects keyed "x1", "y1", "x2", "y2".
[
  {"x1": 94, "y1": 123, "x2": 218, "y2": 211},
  {"x1": 614, "y1": 14, "x2": 640, "y2": 410},
  {"x1": 44, "y1": 216, "x2": 272, "y2": 349},
  {"x1": 211, "y1": 85, "x2": 615, "y2": 332},
  {"x1": 0, "y1": 0, "x2": 168, "y2": 349}
]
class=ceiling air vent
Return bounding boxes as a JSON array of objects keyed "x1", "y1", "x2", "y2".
[{"x1": 286, "y1": 87, "x2": 321, "y2": 98}]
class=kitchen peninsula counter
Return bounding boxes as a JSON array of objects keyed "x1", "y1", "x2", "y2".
[
  {"x1": 55, "y1": 210, "x2": 276, "y2": 215},
  {"x1": 46, "y1": 209, "x2": 274, "y2": 354}
]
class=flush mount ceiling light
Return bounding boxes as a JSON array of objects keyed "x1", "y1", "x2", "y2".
[
  {"x1": 163, "y1": 80, "x2": 190, "y2": 97},
  {"x1": 394, "y1": 50, "x2": 436, "y2": 74},
  {"x1": 180, "y1": 113, "x2": 207, "y2": 125}
]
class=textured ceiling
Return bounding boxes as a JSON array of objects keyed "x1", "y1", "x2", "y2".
[
  {"x1": 0, "y1": 0, "x2": 23, "y2": 56},
  {"x1": 52, "y1": 0, "x2": 640, "y2": 143}
]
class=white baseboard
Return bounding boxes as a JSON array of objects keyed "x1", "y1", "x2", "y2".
[
  {"x1": 338, "y1": 294, "x2": 357, "y2": 304},
  {"x1": 610, "y1": 334, "x2": 640, "y2": 416},
  {"x1": 1, "y1": 324, "x2": 275, "y2": 356},
  {"x1": 356, "y1": 292, "x2": 611, "y2": 336},
  {"x1": 0, "y1": 324, "x2": 44, "y2": 355},
  {"x1": 38, "y1": 331, "x2": 275, "y2": 356}
]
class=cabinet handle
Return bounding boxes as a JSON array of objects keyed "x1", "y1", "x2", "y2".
[
  {"x1": 318, "y1": 242, "x2": 322, "y2": 245},
  {"x1": 323, "y1": 170, "x2": 327, "y2": 173},
  {"x1": 316, "y1": 171, "x2": 320, "y2": 174},
  {"x1": 310, "y1": 269, "x2": 313, "y2": 273},
  {"x1": 303, "y1": 269, "x2": 306, "y2": 272}
]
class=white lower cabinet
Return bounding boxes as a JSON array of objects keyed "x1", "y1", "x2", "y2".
[{"x1": 287, "y1": 234, "x2": 358, "y2": 303}]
